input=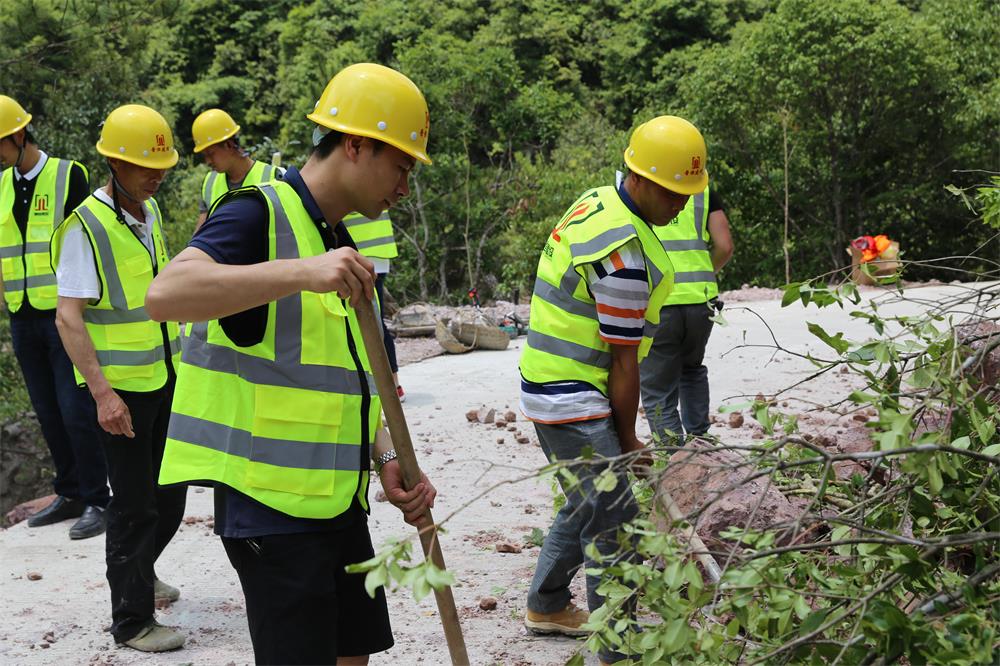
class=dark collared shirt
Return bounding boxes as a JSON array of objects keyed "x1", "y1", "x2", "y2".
[{"x1": 188, "y1": 165, "x2": 363, "y2": 537}]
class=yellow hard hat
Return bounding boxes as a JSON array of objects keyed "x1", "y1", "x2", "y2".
[
  {"x1": 192, "y1": 108, "x2": 241, "y2": 153},
  {"x1": 97, "y1": 104, "x2": 178, "y2": 169},
  {"x1": 0, "y1": 95, "x2": 32, "y2": 140},
  {"x1": 624, "y1": 116, "x2": 709, "y2": 196},
  {"x1": 306, "y1": 63, "x2": 432, "y2": 165}
]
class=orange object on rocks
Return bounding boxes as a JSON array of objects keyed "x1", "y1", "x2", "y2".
[{"x1": 848, "y1": 234, "x2": 900, "y2": 285}]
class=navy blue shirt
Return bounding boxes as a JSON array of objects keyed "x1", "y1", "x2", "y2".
[{"x1": 188, "y1": 166, "x2": 364, "y2": 537}]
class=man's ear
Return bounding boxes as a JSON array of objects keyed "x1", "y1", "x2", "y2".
[{"x1": 342, "y1": 134, "x2": 366, "y2": 162}]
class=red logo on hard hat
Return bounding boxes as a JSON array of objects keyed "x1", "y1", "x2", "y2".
[
  {"x1": 420, "y1": 111, "x2": 429, "y2": 138},
  {"x1": 685, "y1": 156, "x2": 703, "y2": 176},
  {"x1": 156, "y1": 134, "x2": 165, "y2": 147}
]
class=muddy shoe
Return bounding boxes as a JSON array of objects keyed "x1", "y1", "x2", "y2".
[
  {"x1": 122, "y1": 621, "x2": 185, "y2": 652},
  {"x1": 524, "y1": 602, "x2": 590, "y2": 637},
  {"x1": 154, "y1": 578, "x2": 180, "y2": 604}
]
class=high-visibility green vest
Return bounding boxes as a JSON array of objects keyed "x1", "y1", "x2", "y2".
[
  {"x1": 200, "y1": 160, "x2": 278, "y2": 211},
  {"x1": 654, "y1": 186, "x2": 718, "y2": 305},
  {"x1": 50, "y1": 195, "x2": 180, "y2": 392},
  {"x1": 520, "y1": 186, "x2": 675, "y2": 395},
  {"x1": 0, "y1": 157, "x2": 84, "y2": 312},
  {"x1": 342, "y1": 210, "x2": 398, "y2": 260},
  {"x1": 159, "y1": 181, "x2": 382, "y2": 519}
]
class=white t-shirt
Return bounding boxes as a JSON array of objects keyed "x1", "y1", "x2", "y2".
[{"x1": 56, "y1": 189, "x2": 157, "y2": 300}]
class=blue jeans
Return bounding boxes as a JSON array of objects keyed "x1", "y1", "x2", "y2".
[
  {"x1": 528, "y1": 417, "x2": 639, "y2": 662},
  {"x1": 10, "y1": 314, "x2": 109, "y2": 507}
]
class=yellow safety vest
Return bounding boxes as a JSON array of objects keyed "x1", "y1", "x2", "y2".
[
  {"x1": 159, "y1": 181, "x2": 381, "y2": 519},
  {"x1": 654, "y1": 186, "x2": 718, "y2": 304},
  {"x1": 0, "y1": 158, "x2": 84, "y2": 312},
  {"x1": 342, "y1": 210, "x2": 398, "y2": 260},
  {"x1": 50, "y1": 195, "x2": 180, "y2": 391},
  {"x1": 520, "y1": 185, "x2": 675, "y2": 395},
  {"x1": 200, "y1": 160, "x2": 279, "y2": 211}
]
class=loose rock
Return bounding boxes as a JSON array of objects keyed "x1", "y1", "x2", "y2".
[
  {"x1": 728, "y1": 412, "x2": 744, "y2": 428},
  {"x1": 495, "y1": 542, "x2": 523, "y2": 554},
  {"x1": 479, "y1": 596, "x2": 498, "y2": 610},
  {"x1": 504, "y1": 411, "x2": 517, "y2": 422},
  {"x1": 851, "y1": 413, "x2": 868, "y2": 422},
  {"x1": 478, "y1": 407, "x2": 496, "y2": 424},
  {"x1": 496, "y1": 438, "x2": 504, "y2": 444},
  {"x1": 465, "y1": 409, "x2": 478, "y2": 422},
  {"x1": 495, "y1": 420, "x2": 507, "y2": 428},
  {"x1": 27, "y1": 572, "x2": 42, "y2": 581},
  {"x1": 516, "y1": 436, "x2": 530, "y2": 444}
]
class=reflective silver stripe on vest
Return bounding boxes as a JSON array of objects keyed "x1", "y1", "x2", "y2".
[
  {"x1": 181, "y1": 184, "x2": 376, "y2": 396},
  {"x1": 24, "y1": 241, "x2": 50, "y2": 254},
  {"x1": 204, "y1": 172, "x2": 219, "y2": 208},
  {"x1": 527, "y1": 329, "x2": 611, "y2": 369},
  {"x1": 693, "y1": 191, "x2": 706, "y2": 240},
  {"x1": 168, "y1": 413, "x2": 363, "y2": 472},
  {"x1": 25, "y1": 273, "x2": 57, "y2": 288},
  {"x1": 532, "y1": 275, "x2": 597, "y2": 320},
  {"x1": 355, "y1": 235, "x2": 395, "y2": 250},
  {"x1": 84, "y1": 307, "x2": 151, "y2": 325},
  {"x1": 661, "y1": 239, "x2": 708, "y2": 251},
  {"x1": 76, "y1": 206, "x2": 130, "y2": 310},
  {"x1": 51, "y1": 159, "x2": 71, "y2": 227},
  {"x1": 674, "y1": 271, "x2": 717, "y2": 284},
  {"x1": 569, "y1": 224, "x2": 636, "y2": 259},
  {"x1": 0, "y1": 246, "x2": 20, "y2": 259},
  {"x1": 261, "y1": 165, "x2": 275, "y2": 182},
  {"x1": 95, "y1": 336, "x2": 179, "y2": 367},
  {"x1": 342, "y1": 211, "x2": 391, "y2": 228},
  {"x1": 3, "y1": 278, "x2": 24, "y2": 290}
]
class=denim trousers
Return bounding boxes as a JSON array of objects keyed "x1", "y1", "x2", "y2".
[
  {"x1": 10, "y1": 314, "x2": 109, "y2": 507},
  {"x1": 528, "y1": 417, "x2": 639, "y2": 662}
]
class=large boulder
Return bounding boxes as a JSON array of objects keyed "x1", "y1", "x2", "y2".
[{"x1": 657, "y1": 439, "x2": 804, "y2": 550}]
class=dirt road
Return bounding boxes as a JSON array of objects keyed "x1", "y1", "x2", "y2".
[{"x1": 0, "y1": 284, "x2": 962, "y2": 665}]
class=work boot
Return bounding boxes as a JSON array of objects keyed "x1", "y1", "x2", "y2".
[
  {"x1": 69, "y1": 506, "x2": 106, "y2": 540},
  {"x1": 154, "y1": 578, "x2": 181, "y2": 604},
  {"x1": 524, "y1": 602, "x2": 590, "y2": 637},
  {"x1": 27, "y1": 496, "x2": 84, "y2": 527},
  {"x1": 121, "y1": 621, "x2": 185, "y2": 652}
]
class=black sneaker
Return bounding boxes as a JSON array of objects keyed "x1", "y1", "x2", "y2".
[
  {"x1": 26, "y1": 496, "x2": 84, "y2": 527},
  {"x1": 69, "y1": 505, "x2": 107, "y2": 540}
]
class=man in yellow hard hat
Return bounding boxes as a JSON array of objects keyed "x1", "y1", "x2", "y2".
[
  {"x1": 0, "y1": 94, "x2": 110, "y2": 539},
  {"x1": 191, "y1": 108, "x2": 282, "y2": 231},
  {"x1": 639, "y1": 175, "x2": 733, "y2": 443},
  {"x1": 148, "y1": 63, "x2": 437, "y2": 664},
  {"x1": 50, "y1": 104, "x2": 186, "y2": 653},
  {"x1": 519, "y1": 116, "x2": 709, "y2": 664}
]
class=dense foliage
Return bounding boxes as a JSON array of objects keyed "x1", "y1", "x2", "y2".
[{"x1": 1, "y1": 0, "x2": 996, "y2": 301}]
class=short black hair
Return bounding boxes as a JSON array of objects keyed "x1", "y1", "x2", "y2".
[
  {"x1": 2, "y1": 128, "x2": 34, "y2": 145},
  {"x1": 312, "y1": 129, "x2": 386, "y2": 160}
]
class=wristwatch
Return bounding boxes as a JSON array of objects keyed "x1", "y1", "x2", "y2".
[{"x1": 374, "y1": 449, "x2": 398, "y2": 472}]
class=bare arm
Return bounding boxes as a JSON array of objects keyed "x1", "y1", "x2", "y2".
[
  {"x1": 144, "y1": 245, "x2": 376, "y2": 323},
  {"x1": 608, "y1": 342, "x2": 644, "y2": 453},
  {"x1": 372, "y1": 426, "x2": 436, "y2": 526},
  {"x1": 707, "y1": 210, "x2": 734, "y2": 272},
  {"x1": 194, "y1": 210, "x2": 207, "y2": 233},
  {"x1": 55, "y1": 296, "x2": 134, "y2": 437}
]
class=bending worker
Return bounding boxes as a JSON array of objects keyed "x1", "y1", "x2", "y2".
[
  {"x1": 50, "y1": 104, "x2": 187, "y2": 652},
  {"x1": 519, "y1": 116, "x2": 709, "y2": 665},
  {"x1": 640, "y1": 181, "x2": 733, "y2": 441},
  {"x1": 343, "y1": 208, "x2": 404, "y2": 400},
  {"x1": 191, "y1": 108, "x2": 282, "y2": 231},
  {"x1": 149, "y1": 63, "x2": 437, "y2": 665},
  {"x1": 0, "y1": 94, "x2": 109, "y2": 539}
]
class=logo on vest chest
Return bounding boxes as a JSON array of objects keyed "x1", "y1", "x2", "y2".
[{"x1": 32, "y1": 194, "x2": 49, "y2": 215}]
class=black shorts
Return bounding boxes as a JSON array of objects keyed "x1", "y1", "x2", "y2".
[{"x1": 222, "y1": 520, "x2": 393, "y2": 665}]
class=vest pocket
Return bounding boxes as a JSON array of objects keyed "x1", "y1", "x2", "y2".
[{"x1": 245, "y1": 384, "x2": 345, "y2": 496}]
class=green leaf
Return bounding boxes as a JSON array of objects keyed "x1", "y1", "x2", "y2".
[
  {"x1": 981, "y1": 443, "x2": 1000, "y2": 457},
  {"x1": 363, "y1": 565, "x2": 388, "y2": 599},
  {"x1": 950, "y1": 436, "x2": 971, "y2": 450},
  {"x1": 594, "y1": 469, "x2": 618, "y2": 493},
  {"x1": 807, "y1": 322, "x2": 850, "y2": 355},
  {"x1": 661, "y1": 617, "x2": 689, "y2": 655},
  {"x1": 425, "y1": 563, "x2": 456, "y2": 590}
]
